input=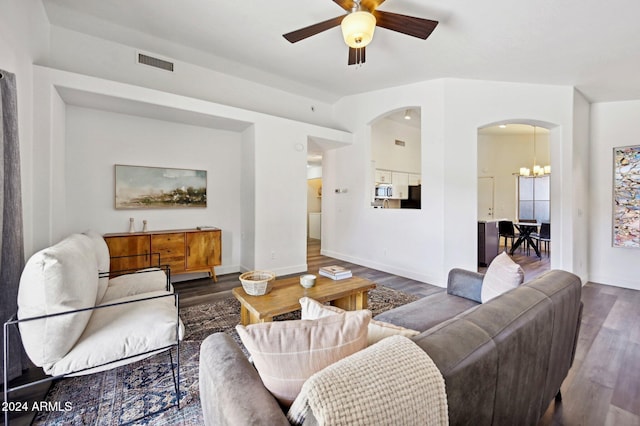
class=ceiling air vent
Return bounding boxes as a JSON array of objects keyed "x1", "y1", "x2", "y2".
[
  {"x1": 137, "y1": 53, "x2": 174, "y2": 72},
  {"x1": 395, "y1": 139, "x2": 406, "y2": 147}
]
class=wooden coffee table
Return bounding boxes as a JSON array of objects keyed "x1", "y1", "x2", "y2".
[{"x1": 232, "y1": 275, "x2": 376, "y2": 325}]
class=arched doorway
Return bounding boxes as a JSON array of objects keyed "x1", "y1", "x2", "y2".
[{"x1": 477, "y1": 121, "x2": 553, "y2": 280}]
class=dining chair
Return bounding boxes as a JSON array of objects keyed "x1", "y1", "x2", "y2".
[
  {"x1": 533, "y1": 222, "x2": 551, "y2": 256},
  {"x1": 498, "y1": 221, "x2": 518, "y2": 252}
]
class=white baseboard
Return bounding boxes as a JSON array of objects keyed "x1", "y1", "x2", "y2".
[{"x1": 320, "y1": 249, "x2": 443, "y2": 287}]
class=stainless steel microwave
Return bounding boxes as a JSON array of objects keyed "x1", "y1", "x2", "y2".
[{"x1": 375, "y1": 185, "x2": 393, "y2": 198}]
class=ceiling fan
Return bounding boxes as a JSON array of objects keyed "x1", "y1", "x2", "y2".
[{"x1": 283, "y1": 0, "x2": 439, "y2": 66}]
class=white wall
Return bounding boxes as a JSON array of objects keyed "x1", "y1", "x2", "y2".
[
  {"x1": 326, "y1": 78, "x2": 587, "y2": 287},
  {"x1": 325, "y1": 81, "x2": 447, "y2": 285},
  {"x1": 31, "y1": 66, "x2": 352, "y2": 278},
  {"x1": 252, "y1": 121, "x2": 312, "y2": 274},
  {"x1": 47, "y1": 26, "x2": 338, "y2": 129},
  {"x1": 240, "y1": 126, "x2": 256, "y2": 271},
  {"x1": 570, "y1": 90, "x2": 591, "y2": 283},
  {"x1": 371, "y1": 117, "x2": 421, "y2": 173},
  {"x1": 63, "y1": 105, "x2": 243, "y2": 273},
  {"x1": 590, "y1": 100, "x2": 640, "y2": 290}
]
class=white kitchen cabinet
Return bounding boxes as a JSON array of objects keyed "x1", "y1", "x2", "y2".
[
  {"x1": 391, "y1": 172, "x2": 409, "y2": 199},
  {"x1": 409, "y1": 173, "x2": 422, "y2": 185},
  {"x1": 375, "y1": 169, "x2": 392, "y2": 184}
]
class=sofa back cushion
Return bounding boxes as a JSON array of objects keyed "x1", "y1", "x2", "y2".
[
  {"x1": 18, "y1": 234, "x2": 99, "y2": 366},
  {"x1": 83, "y1": 229, "x2": 110, "y2": 303}
]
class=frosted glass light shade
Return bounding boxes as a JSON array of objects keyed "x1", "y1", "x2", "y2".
[{"x1": 341, "y1": 11, "x2": 376, "y2": 48}]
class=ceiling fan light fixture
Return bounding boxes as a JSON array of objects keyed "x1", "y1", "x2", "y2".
[{"x1": 341, "y1": 11, "x2": 376, "y2": 48}]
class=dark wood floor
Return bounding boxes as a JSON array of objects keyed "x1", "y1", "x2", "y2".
[
  {"x1": 176, "y1": 239, "x2": 551, "y2": 307},
  {"x1": 175, "y1": 239, "x2": 640, "y2": 426}
]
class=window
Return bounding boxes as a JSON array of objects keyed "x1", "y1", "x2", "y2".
[{"x1": 518, "y1": 175, "x2": 549, "y2": 222}]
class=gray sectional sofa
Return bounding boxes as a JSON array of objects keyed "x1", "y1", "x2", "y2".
[{"x1": 199, "y1": 268, "x2": 583, "y2": 425}]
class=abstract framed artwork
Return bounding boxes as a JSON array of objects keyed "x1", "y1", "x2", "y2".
[
  {"x1": 613, "y1": 145, "x2": 640, "y2": 248},
  {"x1": 115, "y1": 165, "x2": 207, "y2": 209}
]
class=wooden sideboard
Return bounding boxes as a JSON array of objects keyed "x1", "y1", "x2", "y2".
[{"x1": 104, "y1": 228, "x2": 221, "y2": 282}]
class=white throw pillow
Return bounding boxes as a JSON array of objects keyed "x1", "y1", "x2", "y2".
[
  {"x1": 299, "y1": 297, "x2": 419, "y2": 346},
  {"x1": 480, "y1": 252, "x2": 525, "y2": 303},
  {"x1": 236, "y1": 310, "x2": 370, "y2": 407}
]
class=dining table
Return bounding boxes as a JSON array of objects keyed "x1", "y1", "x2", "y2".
[{"x1": 510, "y1": 222, "x2": 541, "y2": 258}]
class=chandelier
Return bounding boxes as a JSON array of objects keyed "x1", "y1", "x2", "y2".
[{"x1": 519, "y1": 126, "x2": 550, "y2": 177}]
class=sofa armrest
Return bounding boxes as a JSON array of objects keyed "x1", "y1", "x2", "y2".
[
  {"x1": 199, "y1": 333, "x2": 289, "y2": 426},
  {"x1": 447, "y1": 268, "x2": 484, "y2": 303}
]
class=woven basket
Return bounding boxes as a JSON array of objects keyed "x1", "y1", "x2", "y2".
[{"x1": 239, "y1": 271, "x2": 276, "y2": 296}]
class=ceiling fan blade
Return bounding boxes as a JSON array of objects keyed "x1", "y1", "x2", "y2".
[
  {"x1": 372, "y1": 10, "x2": 438, "y2": 39},
  {"x1": 283, "y1": 15, "x2": 345, "y2": 43},
  {"x1": 348, "y1": 46, "x2": 366, "y2": 65}
]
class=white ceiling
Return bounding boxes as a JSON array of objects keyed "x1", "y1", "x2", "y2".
[{"x1": 41, "y1": 0, "x2": 640, "y2": 104}]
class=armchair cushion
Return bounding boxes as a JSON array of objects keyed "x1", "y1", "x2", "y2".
[
  {"x1": 44, "y1": 290, "x2": 183, "y2": 376},
  {"x1": 481, "y1": 252, "x2": 525, "y2": 303},
  {"x1": 236, "y1": 310, "x2": 370, "y2": 407},
  {"x1": 101, "y1": 268, "x2": 170, "y2": 304},
  {"x1": 18, "y1": 234, "x2": 99, "y2": 366}
]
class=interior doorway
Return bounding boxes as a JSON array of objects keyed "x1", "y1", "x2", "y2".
[
  {"x1": 477, "y1": 122, "x2": 552, "y2": 277},
  {"x1": 307, "y1": 152, "x2": 322, "y2": 240}
]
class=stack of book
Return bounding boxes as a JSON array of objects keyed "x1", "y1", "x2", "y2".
[{"x1": 319, "y1": 265, "x2": 352, "y2": 280}]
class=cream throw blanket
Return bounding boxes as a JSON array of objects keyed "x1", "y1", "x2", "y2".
[{"x1": 287, "y1": 335, "x2": 448, "y2": 425}]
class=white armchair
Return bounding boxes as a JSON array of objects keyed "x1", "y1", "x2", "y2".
[{"x1": 3, "y1": 231, "x2": 183, "y2": 425}]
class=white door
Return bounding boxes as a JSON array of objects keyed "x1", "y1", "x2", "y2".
[{"x1": 478, "y1": 177, "x2": 495, "y2": 221}]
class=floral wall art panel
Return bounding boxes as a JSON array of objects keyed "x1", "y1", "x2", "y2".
[
  {"x1": 613, "y1": 145, "x2": 640, "y2": 248},
  {"x1": 115, "y1": 165, "x2": 207, "y2": 209}
]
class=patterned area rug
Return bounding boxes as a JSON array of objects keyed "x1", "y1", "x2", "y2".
[{"x1": 34, "y1": 285, "x2": 419, "y2": 425}]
